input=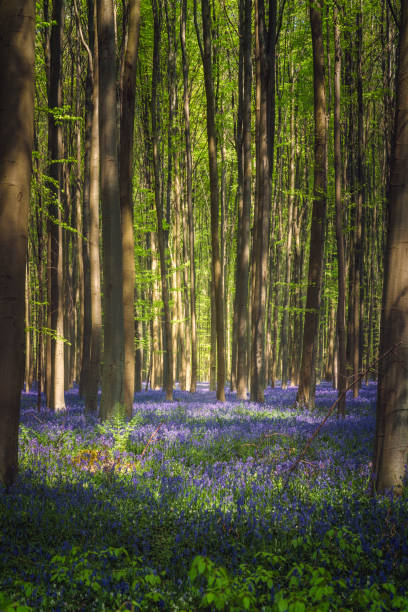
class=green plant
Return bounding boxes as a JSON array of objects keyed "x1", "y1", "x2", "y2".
[
  {"x1": 189, "y1": 556, "x2": 257, "y2": 610},
  {"x1": 0, "y1": 591, "x2": 31, "y2": 612},
  {"x1": 96, "y1": 411, "x2": 143, "y2": 454}
]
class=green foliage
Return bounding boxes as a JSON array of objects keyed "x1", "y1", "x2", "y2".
[
  {"x1": 39, "y1": 104, "x2": 83, "y2": 126},
  {"x1": 46, "y1": 546, "x2": 164, "y2": 610},
  {"x1": 0, "y1": 592, "x2": 31, "y2": 612},
  {"x1": 189, "y1": 556, "x2": 257, "y2": 610},
  {"x1": 96, "y1": 410, "x2": 143, "y2": 454},
  {"x1": 189, "y1": 549, "x2": 408, "y2": 611}
]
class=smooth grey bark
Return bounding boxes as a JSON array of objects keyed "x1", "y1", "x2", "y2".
[
  {"x1": 0, "y1": 0, "x2": 34, "y2": 488},
  {"x1": 373, "y1": 1, "x2": 408, "y2": 494},
  {"x1": 351, "y1": 2, "x2": 364, "y2": 398},
  {"x1": 296, "y1": 0, "x2": 327, "y2": 409},
  {"x1": 87, "y1": 0, "x2": 103, "y2": 414},
  {"x1": 47, "y1": 0, "x2": 65, "y2": 411},
  {"x1": 200, "y1": 0, "x2": 226, "y2": 401},
  {"x1": 180, "y1": 0, "x2": 198, "y2": 393},
  {"x1": 77, "y1": 0, "x2": 102, "y2": 413},
  {"x1": 235, "y1": 0, "x2": 252, "y2": 400},
  {"x1": 280, "y1": 67, "x2": 295, "y2": 390},
  {"x1": 120, "y1": 0, "x2": 141, "y2": 416},
  {"x1": 97, "y1": 0, "x2": 125, "y2": 419},
  {"x1": 333, "y1": 5, "x2": 347, "y2": 417},
  {"x1": 250, "y1": 0, "x2": 272, "y2": 402},
  {"x1": 151, "y1": 0, "x2": 174, "y2": 401}
]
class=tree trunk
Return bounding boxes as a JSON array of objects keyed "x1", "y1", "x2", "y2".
[
  {"x1": 87, "y1": 0, "x2": 103, "y2": 414},
  {"x1": 97, "y1": 0, "x2": 125, "y2": 419},
  {"x1": 373, "y1": 1, "x2": 408, "y2": 495},
  {"x1": 47, "y1": 0, "x2": 65, "y2": 411},
  {"x1": 250, "y1": 0, "x2": 272, "y2": 402},
  {"x1": 0, "y1": 0, "x2": 34, "y2": 488},
  {"x1": 74, "y1": 46, "x2": 84, "y2": 387},
  {"x1": 180, "y1": 0, "x2": 198, "y2": 392},
  {"x1": 151, "y1": 0, "x2": 173, "y2": 401},
  {"x1": 209, "y1": 277, "x2": 217, "y2": 390},
  {"x1": 120, "y1": 0, "x2": 141, "y2": 417},
  {"x1": 333, "y1": 5, "x2": 346, "y2": 417},
  {"x1": 352, "y1": 2, "x2": 364, "y2": 398},
  {"x1": 200, "y1": 0, "x2": 226, "y2": 401},
  {"x1": 296, "y1": 0, "x2": 327, "y2": 409},
  {"x1": 150, "y1": 232, "x2": 162, "y2": 390},
  {"x1": 235, "y1": 0, "x2": 252, "y2": 400},
  {"x1": 25, "y1": 262, "x2": 31, "y2": 392},
  {"x1": 281, "y1": 68, "x2": 295, "y2": 390}
]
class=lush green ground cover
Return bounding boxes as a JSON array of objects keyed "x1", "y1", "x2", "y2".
[{"x1": 1, "y1": 382, "x2": 408, "y2": 611}]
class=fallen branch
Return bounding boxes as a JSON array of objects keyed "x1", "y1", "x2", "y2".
[
  {"x1": 140, "y1": 423, "x2": 163, "y2": 459},
  {"x1": 281, "y1": 343, "x2": 401, "y2": 492}
]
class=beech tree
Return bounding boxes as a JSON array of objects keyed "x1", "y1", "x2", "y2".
[
  {"x1": 47, "y1": 0, "x2": 65, "y2": 411},
  {"x1": 97, "y1": 0, "x2": 125, "y2": 419},
  {"x1": 180, "y1": 0, "x2": 198, "y2": 393},
  {"x1": 233, "y1": 0, "x2": 252, "y2": 400},
  {"x1": 250, "y1": 0, "x2": 274, "y2": 402},
  {"x1": 199, "y1": 0, "x2": 226, "y2": 402},
  {"x1": 333, "y1": 4, "x2": 347, "y2": 416},
  {"x1": 120, "y1": 0, "x2": 141, "y2": 415},
  {"x1": 296, "y1": 0, "x2": 327, "y2": 409},
  {"x1": 151, "y1": 0, "x2": 174, "y2": 401},
  {"x1": 0, "y1": 0, "x2": 34, "y2": 487},
  {"x1": 85, "y1": 0, "x2": 103, "y2": 414},
  {"x1": 373, "y1": 0, "x2": 408, "y2": 494}
]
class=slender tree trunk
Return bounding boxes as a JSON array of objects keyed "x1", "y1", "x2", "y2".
[
  {"x1": 74, "y1": 49, "x2": 84, "y2": 387},
  {"x1": 25, "y1": 262, "x2": 31, "y2": 392},
  {"x1": 120, "y1": 0, "x2": 140, "y2": 417},
  {"x1": 200, "y1": 0, "x2": 226, "y2": 401},
  {"x1": 236, "y1": 0, "x2": 252, "y2": 400},
  {"x1": 47, "y1": 0, "x2": 65, "y2": 411},
  {"x1": 97, "y1": 0, "x2": 125, "y2": 419},
  {"x1": 180, "y1": 0, "x2": 198, "y2": 392},
  {"x1": 36, "y1": 223, "x2": 45, "y2": 411},
  {"x1": 150, "y1": 232, "x2": 162, "y2": 390},
  {"x1": 151, "y1": 0, "x2": 173, "y2": 401},
  {"x1": 352, "y1": 2, "x2": 364, "y2": 398},
  {"x1": 79, "y1": 0, "x2": 103, "y2": 413},
  {"x1": 373, "y1": 1, "x2": 408, "y2": 494},
  {"x1": 0, "y1": 0, "x2": 34, "y2": 488},
  {"x1": 250, "y1": 0, "x2": 271, "y2": 402},
  {"x1": 281, "y1": 71, "x2": 295, "y2": 390},
  {"x1": 134, "y1": 285, "x2": 143, "y2": 392},
  {"x1": 334, "y1": 5, "x2": 346, "y2": 416},
  {"x1": 79, "y1": 74, "x2": 91, "y2": 400},
  {"x1": 296, "y1": 0, "x2": 327, "y2": 409},
  {"x1": 209, "y1": 277, "x2": 217, "y2": 390}
]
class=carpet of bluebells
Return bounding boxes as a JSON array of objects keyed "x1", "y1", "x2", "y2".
[{"x1": 1, "y1": 382, "x2": 408, "y2": 611}]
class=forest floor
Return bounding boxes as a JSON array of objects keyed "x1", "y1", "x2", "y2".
[{"x1": 1, "y1": 382, "x2": 408, "y2": 611}]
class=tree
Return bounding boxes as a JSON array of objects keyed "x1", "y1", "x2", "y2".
[
  {"x1": 180, "y1": 0, "x2": 198, "y2": 393},
  {"x1": 0, "y1": 0, "x2": 34, "y2": 487},
  {"x1": 199, "y1": 0, "x2": 226, "y2": 401},
  {"x1": 373, "y1": 0, "x2": 408, "y2": 494},
  {"x1": 151, "y1": 0, "x2": 174, "y2": 401},
  {"x1": 333, "y1": 4, "x2": 347, "y2": 416},
  {"x1": 234, "y1": 0, "x2": 252, "y2": 400},
  {"x1": 97, "y1": 0, "x2": 125, "y2": 419},
  {"x1": 250, "y1": 0, "x2": 273, "y2": 402},
  {"x1": 120, "y1": 0, "x2": 141, "y2": 416},
  {"x1": 85, "y1": 0, "x2": 103, "y2": 414},
  {"x1": 296, "y1": 0, "x2": 327, "y2": 409},
  {"x1": 47, "y1": 0, "x2": 66, "y2": 411}
]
